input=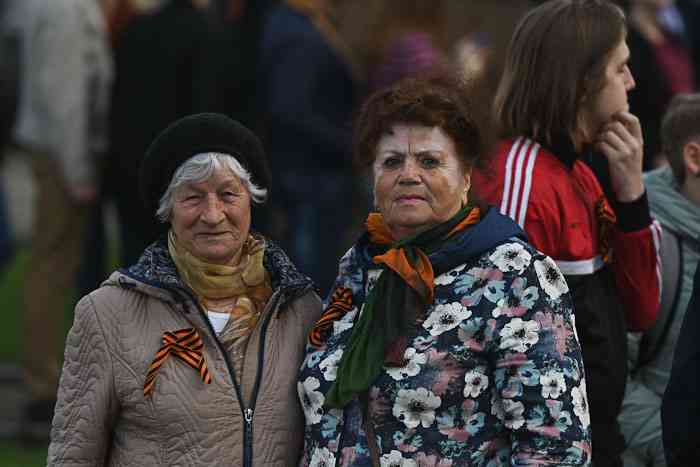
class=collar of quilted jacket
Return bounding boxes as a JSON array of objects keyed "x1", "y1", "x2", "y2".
[{"x1": 107, "y1": 233, "x2": 316, "y2": 310}]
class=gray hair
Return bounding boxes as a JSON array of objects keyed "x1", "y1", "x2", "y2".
[{"x1": 156, "y1": 152, "x2": 268, "y2": 222}]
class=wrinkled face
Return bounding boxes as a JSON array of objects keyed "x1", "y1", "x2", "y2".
[
  {"x1": 171, "y1": 167, "x2": 251, "y2": 265},
  {"x1": 373, "y1": 124, "x2": 471, "y2": 240},
  {"x1": 580, "y1": 40, "x2": 636, "y2": 140}
]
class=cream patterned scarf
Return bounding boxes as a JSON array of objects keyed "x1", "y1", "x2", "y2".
[{"x1": 168, "y1": 231, "x2": 273, "y2": 374}]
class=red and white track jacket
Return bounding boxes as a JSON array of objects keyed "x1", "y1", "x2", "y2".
[{"x1": 473, "y1": 137, "x2": 661, "y2": 331}]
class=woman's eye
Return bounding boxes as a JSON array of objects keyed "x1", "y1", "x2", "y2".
[
  {"x1": 421, "y1": 156, "x2": 440, "y2": 168},
  {"x1": 383, "y1": 157, "x2": 401, "y2": 168}
]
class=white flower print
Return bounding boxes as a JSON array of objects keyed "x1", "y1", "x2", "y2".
[
  {"x1": 489, "y1": 242, "x2": 532, "y2": 273},
  {"x1": 570, "y1": 313, "x2": 581, "y2": 344},
  {"x1": 463, "y1": 367, "x2": 489, "y2": 398},
  {"x1": 534, "y1": 257, "x2": 569, "y2": 300},
  {"x1": 499, "y1": 318, "x2": 541, "y2": 353},
  {"x1": 319, "y1": 349, "x2": 343, "y2": 382},
  {"x1": 380, "y1": 450, "x2": 418, "y2": 467},
  {"x1": 298, "y1": 377, "x2": 325, "y2": 425},
  {"x1": 309, "y1": 446, "x2": 336, "y2": 467},
  {"x1": 386, "y1": 347, "x2": 427, "y2": 381},
  {"x1": 366, "y1": 269, "x2": 384, "y2": 295},
  {"x1": 434, "y1": 264, "x2": 467, "y2": 286},
  {"x1": 333, "y1": 308, "x2": 357, "y2": 335},
  {"x1": 502, "y1": 399, "x2": 526, "y2": 430},
  {"x1": 393, "y1": 387, "x2": 442, "y2": 429},
  {"x1": 540, "y1": 369, "x2": 567, "y2": 399},
  {"x1": 572, "y1": 380, "x2": 590, "y2": 429},
  {"x1": 423, "y1": 302, "x2": 472, "y2": 336}
]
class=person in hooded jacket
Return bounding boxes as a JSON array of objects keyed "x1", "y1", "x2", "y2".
[
  {"x1": 298, "y1": 75, "x2": 592, "y2": 466},
  {"x1": 48, "y1": 113, "x2": 322, "y2": 466},
  {"x1": 618, "y1": 93, "x2": 700, "y2": 466}
]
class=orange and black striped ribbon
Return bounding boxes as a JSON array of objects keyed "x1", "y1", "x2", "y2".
[
  {"x1": 596, "y1": 197, "x2": 617, "y2": 264},
  {"x1": 144, "y1": 328, "x2": 212, "y2": 397},
  {"x1": 308, "y1": 287, "x2": 353, "y2": 348}
]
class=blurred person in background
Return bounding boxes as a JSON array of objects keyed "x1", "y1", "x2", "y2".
[
  {"x1": 619, "y1": 93, "x2": 700, "y2": 466},
  {"x1": 75, "y1": 0, "x2": 137, "y2": 303},
  {"x1": 105, "y1": 0, "x2": 221, "y2": 273},
  {"x1": 48, "y1": 113, "x2": 322, "y2": 466},
  {"x1": 11, "y1": 0, "x2": 113, "y2": 440},
  {"x1": 0, "y1": 0, "x2": 20, "y2": 272},
  {"x1": 364, "y1": 0, "x2": 449, "y2": 93},
  {"x1": 211, "y1": 0, "x2": 277, "y2": 129},
  {"x1": 258, "y1": 0, "x2": 362, "y2": 296},
  {"x1": 472, "y1": 1, "x2": 661, "y2": 465},
  {"x1": 625, "y1": 0, "x2": 698, "y2": 169},
  {"x1": 299, "y1": 75, "x2": 591, "y2": 466}
]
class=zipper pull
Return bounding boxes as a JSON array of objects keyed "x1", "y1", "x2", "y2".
[{"x1": 244, "y1": 408, "x2": 253, "y2": 424}]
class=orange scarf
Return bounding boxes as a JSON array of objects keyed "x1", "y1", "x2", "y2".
[
  {"x1": 366, "y1": 207, "x2": 482, "y2": 307},
  {"x1": 324, "y1": 205, "x2": 482, "y2": 408}
]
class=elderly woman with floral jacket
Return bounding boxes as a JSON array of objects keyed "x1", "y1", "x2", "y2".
[{"x1": 297, "y1": 76, "x2": 592, "y2": 466}]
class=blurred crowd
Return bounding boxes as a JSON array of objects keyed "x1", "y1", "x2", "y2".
[{"x1": 1, "y1": 0, "x2": 700, "y2": 465}]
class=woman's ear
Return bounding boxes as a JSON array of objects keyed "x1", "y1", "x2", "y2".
[
  {"x1": 683, "y1": 141, "x2": 700, "y2": 177},
  {"x1": 462, "y1": 167, "x2": 472, "y2": 206}
]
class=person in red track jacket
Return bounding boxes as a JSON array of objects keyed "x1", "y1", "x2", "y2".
[{"x1": 472, "y1": 1, "x2": 661, "y2": 466}]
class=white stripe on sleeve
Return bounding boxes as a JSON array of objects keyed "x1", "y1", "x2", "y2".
[{"x1": 500, "y1": 137, "x2": 523, "y2": 215}]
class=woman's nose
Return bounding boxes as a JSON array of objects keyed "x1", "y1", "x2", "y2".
[
  {"x1": 200, "y1": 196, "x2": 225, "y2": 224},
  {"x1": 398, "y1": 158, "x2": 421, "y2": 183}
]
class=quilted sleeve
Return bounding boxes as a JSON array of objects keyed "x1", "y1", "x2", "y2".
[{"x1": 47, "y1": 294, "x2": 118, "y2": 466}]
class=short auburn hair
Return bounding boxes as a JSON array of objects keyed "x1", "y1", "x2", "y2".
[
  {"x1": 495, "y1": 0, "x2": 626, "y2": 145},
  {"x1": 353, "y1": 73, "x2": 492, "y2": 172},
  {"x1": 661, "y1": 93, "x2": 700, "y2": 184}
]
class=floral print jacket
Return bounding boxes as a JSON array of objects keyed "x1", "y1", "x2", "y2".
[{"x1": 298, "y1": 209, "x2": 592, "y2": 466}]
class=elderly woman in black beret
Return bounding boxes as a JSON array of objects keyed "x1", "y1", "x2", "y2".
[{"x1": 47, "y1": 113, "x2": 322, "y2": 466}]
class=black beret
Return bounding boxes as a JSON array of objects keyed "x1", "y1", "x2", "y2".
[{"x1": 139, "y1": 113, "x2": 271, "y2": 215}]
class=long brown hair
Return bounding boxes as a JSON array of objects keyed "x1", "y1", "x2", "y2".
[{"x1": 495, "y1": 0, "x2": 626, "y2": 145}]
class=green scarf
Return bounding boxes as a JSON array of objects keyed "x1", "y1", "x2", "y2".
[{"x1": 325, "y1": 205, "x2": 478, "y2": 408}]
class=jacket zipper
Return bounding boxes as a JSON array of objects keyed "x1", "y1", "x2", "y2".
[
  {"x1": 188, "y1": 289, "x2": 281, "y2": 467},
  {"x1": 242, "y1": 296, "x2": 278, "y2": 467},
  {"x1": 241, "y1": 285, "x2": 311, "y2": 466}
]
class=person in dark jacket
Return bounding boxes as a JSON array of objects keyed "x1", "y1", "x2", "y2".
[
  {"x1": 258, "y1": 0, "x2": 361, "y2": 295},
  {"x1": 0, "y1": 0, "x2": 19, "y2": 271},
  {"x1": 472, "y1": 1, "x2": 661, "y2": 465},
  {"x1": 107, "y1": 0, "x2": 220, "y2": 269},
  {"x1": 662, "y1": 262, "x2": 700, "y2": 467}
]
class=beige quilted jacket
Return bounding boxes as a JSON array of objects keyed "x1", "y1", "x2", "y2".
[{"x1": 47, "y1": 239, "x2": 322, "y2": 466}]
